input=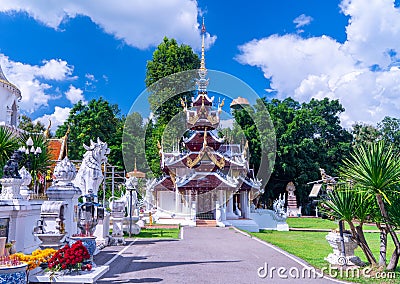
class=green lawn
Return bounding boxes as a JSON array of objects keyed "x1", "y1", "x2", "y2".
[
  {"x1": 287, "y1": 217, "x2": 339, "y2": 229},
  {"x1": 125, "y1": 228, "x2": 180, "y2": 239},
  {"x1": 287, "y1": 217, "x2": 379, "y2": 231},
  {"x1": 250, "y1": 230, "x2": 399, "y2": 283}
]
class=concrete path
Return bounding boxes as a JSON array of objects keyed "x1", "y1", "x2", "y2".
[{"x1": 95, "y1": 227, "x2": 344, "y2": 284}]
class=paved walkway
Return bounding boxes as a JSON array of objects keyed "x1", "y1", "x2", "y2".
[{"x1": 95, "y1": 227, "x2": 344, "y2": 284}]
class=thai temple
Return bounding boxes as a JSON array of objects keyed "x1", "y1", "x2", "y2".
[
  {"x1": 151, "y1": 21, "x2": 287, "y2": 232},
  {"x1": 0, "y1": 64, "x2": 21, "y2": 128}
]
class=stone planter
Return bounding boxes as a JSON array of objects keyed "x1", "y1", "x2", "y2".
[
  {"x1": 0, "y1": 263, "x2": 28, "y2": 284},
  {"x1": 34, "y1": 233, "x2": 66, "y2": 250},
  {"x1": 325, "y1": 231, "x2": 365, "y2": 266}
]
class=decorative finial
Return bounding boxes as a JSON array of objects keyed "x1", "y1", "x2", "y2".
[
  {"x1": 134, "y1": 158, "x2": 137, "y2": 171},
  {"x1": 196, "y1": 18, "x2": 209, "y2": 95},
  {"x1": 200, "y1": 18, "x2": 206, "y2": 71},
  {"x1": 43, "y1": 119, "x2": 52, "y2": 139}
]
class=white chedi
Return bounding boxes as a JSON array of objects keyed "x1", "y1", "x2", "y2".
[{"x1": 53, "y1": 157, "x2": 77, "y2": 186}]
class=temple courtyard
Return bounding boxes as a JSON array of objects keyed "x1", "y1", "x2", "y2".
[{"x1": 95, "y1": 227, "x2": 341, "y2": 284}]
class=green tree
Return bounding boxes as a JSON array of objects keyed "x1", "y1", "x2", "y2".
[
  {"x1": 18, "y1": 115, "x2": 46, "y2": 134},
  {"x1": 341, "y1": 141, "x2": 400, "y2": 270},
  {"x1": 0, "y1": 126, "x2": 19, "y2": 178},
  {"x1": 122, "y1": 112, "x2": 146, "y2": 173},
  {"x1": 145, "y1": 37, "x2": 200, "y2": 176},
  {"x1": 352, "y1": 122, "x2": 381, "y2": 145},
  {"x1": 378, "y1": 116, "x2": 400, "y2": 153},
  {"x1": 233, "y1": 97, "x2": 352, "y2": 208},
  {"x1": 55, "y1": 98, "x2": 123, "y2": 169}
]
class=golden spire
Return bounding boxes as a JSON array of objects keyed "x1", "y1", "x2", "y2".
[
  {"x1": 200, "y1": 17, "x2": 206, "y2": 71},
  {"x1": 134, "y1": 158, "x2": 138, "y2": 171}
]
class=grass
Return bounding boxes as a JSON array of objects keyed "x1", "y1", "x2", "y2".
[
  {"x1": 287, "y1": 217, "x2": 339, "y2": 230},
  {"x1": 250, "y1": 230, "x2": 399, "y2": 283},
  {"x1": 125, "y1": 228, "x2": 180, "y2": 239},
  {"x1": 287, "y1": 217, "x2": 379, "y2": 231}
]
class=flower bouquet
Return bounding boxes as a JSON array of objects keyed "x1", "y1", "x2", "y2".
[
  {"x1": 13, "y1": 248, "x2": 56, "y2": 270},
  {"x1": 47, "y1": 240, "x2": 92, "y2": 277}
]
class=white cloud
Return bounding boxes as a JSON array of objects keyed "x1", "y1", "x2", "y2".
[
  {"x1": 34, "y1": 106, "x2": 71, "y2": 133},
  {"x1": 85, "y1": 73, "x2": 96, "y2": 81},
  {"x1": 0, "y1": 54, "x2": 74, "y2": 113},
  {"x1": 0, "y1": 0, "x2": 216, "y2": 50},
  {"x1": 293, "y1": 14, "x2": 313, "y2": 28},
  {"x1": 219, "y1": 118, "x2": 234, "y2": 129},
  {"x1": 65, "y1": 85, "x2": 85, "y2": 104},
  {"x1": 237, "y1": 0, "x2": 400, "y2": 127}
]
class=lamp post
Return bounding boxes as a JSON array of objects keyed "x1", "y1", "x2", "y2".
[
  {"x1": 126, "y1": 177, "x2": 138, "y2": 238},
  {"x1": 19, "y1": 136, "x2": 42, "y2": 196}
]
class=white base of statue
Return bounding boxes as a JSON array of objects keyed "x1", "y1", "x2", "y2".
[
  {"x1": 325, "y1": 232, "x2": 365, "y2": 266},
  {"x1": 0, "y1": 178, "x2": 24, "y2": 199},
  {"x1": 94, "y1": 212, "x2": 110, "y2": 248},
  {"x1": 287, "y1": 207, "x2": 302, "y2": 217},
  {"x1": 29, "y1": 265, "x2": 109, "y2": 283},
  {"x1": 0, "y1": 198, "x2": 42, "y2": 254},
  {"x1": 110, "y1": 215, "x2": 125, "y2": 245},
  {"x1": 249, "y1": 209, "x2": 289, "y2": 231},
  {"x1": 226, "y1": 219, "x2": 259, "y2": 232},
  {"x1": 46, "y1": 186, "x2": 81, "y2": 238},
  {"x1": 123, "y1": 216, "x2": 141, "y2": 235}
]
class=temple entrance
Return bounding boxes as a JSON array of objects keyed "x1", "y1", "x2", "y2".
[{"x1": 196, "y1": 192, "x2": 214, "y2": 219}]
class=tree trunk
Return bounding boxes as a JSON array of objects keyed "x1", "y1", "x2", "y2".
[
  {"x1": 349, "y1": 222, "x2": 377, "y2": 265},
  {"x1": 355, "y1": 224, "x2": 377, "y2": 265},
  {"x1": 376, "y1": 223, "x2": 387, "y2": 267},
  {"x1": 387, "y1": 249, "x2": 399, "y2": 271},
  {"x1": 376, "y1": 194, "x2": 400, "y2": 271}
]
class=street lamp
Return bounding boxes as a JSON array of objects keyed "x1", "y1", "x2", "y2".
[
  {"x1": 19, "y1": 137, "x2": 42, "y2": 195},
  {"x1": 125, "y1": 177, "x2": 138, "y2": 238}
]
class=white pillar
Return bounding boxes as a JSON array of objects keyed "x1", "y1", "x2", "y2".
[
  {"x1": 191, "y1": 201, "x2": 196, "y2": 221},
  {"x1": 240, "y1": 191, "x2": 249, "y2": 219},
  {"x1": 226, "y1": 192, "x2": 238, "y2": 219},
  {"x1": 215, "y1": 201, "x2": 221, "y2": 222},
  {"x1": 175, "y1": 187, "x2": 179, "y2": 214},
  {"x1": 222, "y1": 190, "x2": 226, "y2": 221}
]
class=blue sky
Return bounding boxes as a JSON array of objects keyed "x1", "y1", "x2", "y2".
[{"x1": 0, "y1": 0, "x2": 400, "y2": 132}]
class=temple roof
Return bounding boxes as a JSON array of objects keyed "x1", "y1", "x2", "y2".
[
  {"x1": 154, "y1": 172, "x2": 240, "y2": 191},
  {"x1": 47, "y1": 125, "x2": 69, "y2": 161},
  {"x1": 183, "y1": 130, "x2": 224, "y2": 150},
  {"x1": 0, "y1": 65, "x2": 21, "y2": 99},
  {"x1": 163, "y1": 144, "x2": 247, "y2": 172},
  {"x1": 48, "y1": 139, "x2": 67, "y2": 161}
]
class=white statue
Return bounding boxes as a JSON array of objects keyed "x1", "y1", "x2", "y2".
[
  {"x1": 144, "y1": 178, "x2": 156, "y2": 211},
  {"x1": 273, "y1": 194, "x2": 287, "y2": 219},
  {"x1": 72, "y1": 138, "x2": 110, "y2": 196},
  {"x1": 125, "y1": 177, "x2": 138, "y2": 217}
]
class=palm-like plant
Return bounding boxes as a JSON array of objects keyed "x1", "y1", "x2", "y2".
[
  {"x1": 320, "y1": 187, "x2": 376, "y2": 264},
  {"x1": 0, "y1": 126, "x2": 19, "y2": 178},
  {"x1": 340, "y1": 141, "x2": 400, "y2": 270}
]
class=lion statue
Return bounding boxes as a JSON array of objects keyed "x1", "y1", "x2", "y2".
[{"x1": 72, "y1": 138, "x2": 110, "y2": 196}]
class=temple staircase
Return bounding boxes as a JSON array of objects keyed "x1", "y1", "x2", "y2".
[
  {"x1": 196, "y1": 219, "x2": 217, "y2": 227},
  {"x1": 196, "y1": 212, "x2": 216, "y2": 227}
]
